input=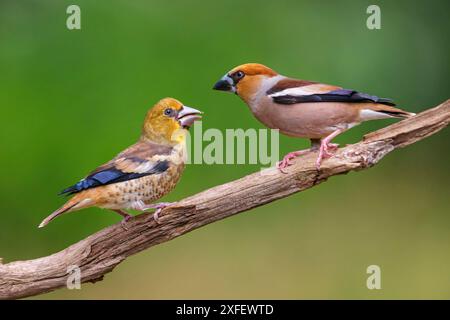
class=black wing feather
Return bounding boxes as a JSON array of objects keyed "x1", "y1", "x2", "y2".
[
  {"x1": 59, "y1": 160, "x2": 169, "y2": 195},
  {"x1": 272, "y1": 89, "x2": 396, "y2": 106}
]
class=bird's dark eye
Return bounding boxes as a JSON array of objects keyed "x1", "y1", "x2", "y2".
[
  {"x1": 235, "y1": 71, "x2": 245, "y2": 80},
  {"x1": 164, "y1": 108, "x2": 174, "y2": 116}
]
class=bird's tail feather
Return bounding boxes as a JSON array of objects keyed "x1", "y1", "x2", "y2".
[
  {"x1": 39, "y1": 196, "x2": 92, "y2": 228},
  {"x1": 361, "y1": 104, "x2": 416, "y2": 120},
  {"x1": 378, "y1": 108, "x2": 415, "y2": 118}
]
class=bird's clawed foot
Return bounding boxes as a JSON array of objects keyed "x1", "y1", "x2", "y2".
[
  {"x1": 120, "y1": 215, "x2": 133, "y2": 230},
  {"x1": 276, "y1": 141, "x2": 340, "y2": 173},
  {"x1": 277, "y1": 150, "x2": 309, "y2": 173},
  {"x1": 141, "y1": 202, "x2": 173, "y2": 224},
  {"x1": 316, "y1": 141, "x2": 339, "y2": 170},
  {"x1": 113, "y1": 210, "x2": 133, "y2": 230}
]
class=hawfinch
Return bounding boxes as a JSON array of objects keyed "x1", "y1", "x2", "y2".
[
  {"x1": 39, "y1": 98, "x2": 202, "y2": 228},
  {"x1": 213, "y1": 63, "x2": 414, "y2": 171}
]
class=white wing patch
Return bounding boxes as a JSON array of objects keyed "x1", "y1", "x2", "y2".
[
  {"x1": 268, "y1": 83, "x2": 338, "y2": 98},
  {"x1": 359, "y1": 109, "x2": 394, "y2": 121},
  {"x1": 268, "y1": 87, "x2": 314, "y2": 98},
  {"x1": 134, "y1": 161, "x2": 158, "y2": 173}
]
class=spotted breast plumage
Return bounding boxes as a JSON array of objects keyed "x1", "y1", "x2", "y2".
[{"x1": 39, "y1": 97, "x2": 202, "y2": 228}]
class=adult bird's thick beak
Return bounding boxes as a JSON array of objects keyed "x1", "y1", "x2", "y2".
[
  {"x1": 213, "y1": 79, "x2": 231, "y2": 91},
  {"x1": 213, "y1": 75, "x2": 234, "y2": 92},
  {"x1": 177, "y1": 106, "x2": 202, "y2": 128}
]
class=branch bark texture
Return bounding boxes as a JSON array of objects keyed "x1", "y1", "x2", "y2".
[{"x1": 1, "y1": 99, "x2": 449, "y2": 299}]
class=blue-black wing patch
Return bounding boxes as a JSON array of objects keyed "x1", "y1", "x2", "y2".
[
  {"x1": 59, "y1": 160, "x2": 169, "y2": 195},
  {"x1": 272, "y1": 89, "x2": 396, "y2": 106}
]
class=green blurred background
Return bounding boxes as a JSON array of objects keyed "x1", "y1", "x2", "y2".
[{"x1": 0, "y1": 0, "x2": 449, "y2": 299}]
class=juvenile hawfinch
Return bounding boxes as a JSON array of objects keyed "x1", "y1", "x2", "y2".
[
  {"x1": 39, "y1": 98, "x2": 202, "y2": 228},
  {"x1": 213, "y1": 63, "x2": 415, "y2": 171}
]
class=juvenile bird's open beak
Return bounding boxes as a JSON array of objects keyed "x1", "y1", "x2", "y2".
[
  {"x1": 213, "y1": 75, "x2": 235, "y2": 93},
  {"x1": 177, "y1": 106, "x2": 202, "y2": 128}
]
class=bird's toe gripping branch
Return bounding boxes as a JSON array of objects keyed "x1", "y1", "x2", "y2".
[
  {"x1": 277, "y1": 150, "x2": 310, "y2": 173},
  {"x1": 138, "y1": 202, "x2": 173, "y2": 224},
  {"x1": 277, "y1": 132, "x2": 344, "y2": 173}
]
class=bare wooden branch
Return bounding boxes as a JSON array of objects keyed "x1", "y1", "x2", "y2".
[{"x1": 1, "y1": 99, "x2": 449, "y2": 299}]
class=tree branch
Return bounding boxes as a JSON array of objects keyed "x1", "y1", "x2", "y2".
[{"x1": 1, "y1": 99, "x2": 449, "y2": 299}]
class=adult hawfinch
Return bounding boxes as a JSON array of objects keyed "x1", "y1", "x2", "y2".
[{"x1": 213, "y1": 63, "x2": 414, "y2": 171}]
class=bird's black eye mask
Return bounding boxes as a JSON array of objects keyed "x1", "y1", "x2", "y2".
[{"x1": 230, "y1": 70, "x2": 245, "y2": 85}]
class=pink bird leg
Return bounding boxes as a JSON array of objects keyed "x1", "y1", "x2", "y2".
[
  {"x1": 277, "y1": 129, "x2": 344, "y2": 173},
  {"x1": 315, "y1": 129, "x2": 344, "y2": 170}
]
